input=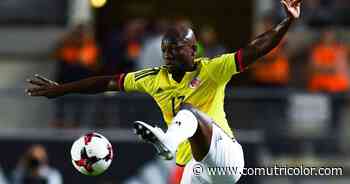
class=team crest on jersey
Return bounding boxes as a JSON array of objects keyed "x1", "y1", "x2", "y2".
[{"x1": 189, "y1": 77, "x2": 201, "y2": 89}]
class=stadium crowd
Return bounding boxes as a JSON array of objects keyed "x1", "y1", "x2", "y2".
[
  {"x1": 51, "y1": 12, "x2": 350, "y2": 133},
  {"x1": 273, "y1": 0, "x2": 350, "y2": 27},
  {"x1": 39, "y1": 8, "x2": 350, "y2": 182},
  {"x1": 0, "y1": 1, "x2": 348, "y2": 183}
]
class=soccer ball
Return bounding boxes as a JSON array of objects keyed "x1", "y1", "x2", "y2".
[{"x1": 70, "y1": 132, "x2": 113, "y2": 176}]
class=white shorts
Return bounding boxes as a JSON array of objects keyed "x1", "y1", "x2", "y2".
[{"x1": 180, "y1": 124, "x2": 245, "y2": 184}]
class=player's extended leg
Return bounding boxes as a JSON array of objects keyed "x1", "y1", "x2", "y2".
[
  {"x1": 133, "y1": 104, "x2": 212, "y2": 161},
  {"x1": 178, "y1": 104, "x2": 213, "y2": 161},
  {"x1": 178, "y1": 105, "x2": 244, "y2": 184},
  {"x1": 134, "y1": 104, "x2": 244, "y2": 183}
]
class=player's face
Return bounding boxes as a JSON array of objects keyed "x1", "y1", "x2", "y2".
[{"x1": 161, "y1": 39, "x2": 196, "y2": 73}]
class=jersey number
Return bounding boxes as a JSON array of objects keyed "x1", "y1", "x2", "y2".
[{"x1": 171, "y1": 96, "x2": 185, "y2": 116}]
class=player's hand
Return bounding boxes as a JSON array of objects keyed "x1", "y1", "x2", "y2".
[
  {"x1": 281, "y1": 0, "x2": 302, "y2": 19},
  {"x1": 25, "y1": 74, "x2": 61, "y2": 98}
]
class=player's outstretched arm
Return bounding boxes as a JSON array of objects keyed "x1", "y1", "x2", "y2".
[
  {"x1": 25, "y1": 74, "x2": 123, "y2": 98},
  {"x1": 240, "y1": 0, "x2": 301, "y2": 68}
]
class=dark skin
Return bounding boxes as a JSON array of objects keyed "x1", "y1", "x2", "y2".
[
  {"x1": 161, "y1": 35, "x2": 197, "y2": 83},
  {"x1": 26, "y1": 0, "x2": 302, "y2": 162}
]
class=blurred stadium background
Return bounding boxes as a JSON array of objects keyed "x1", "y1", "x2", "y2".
[{"x1": 0, "y1": 0, "x2": 349, "y2": 183}]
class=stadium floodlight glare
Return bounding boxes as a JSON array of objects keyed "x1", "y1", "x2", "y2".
[{"x1": 90, "y1": 0, "x2": 107, "y2": 8}]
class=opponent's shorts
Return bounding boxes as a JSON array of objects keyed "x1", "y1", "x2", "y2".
[{"x1": 180, "y1": 124, "x2": 245, "y2": 184}]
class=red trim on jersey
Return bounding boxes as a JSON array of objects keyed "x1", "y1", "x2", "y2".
[
  {"x1": 169, "y1": 165, "x2": 185, "y2": 184},
  {"x1": 116, "y1": 73, "x2": 126, "y2": 91},
  {"x1": 176, "y1": 163, "x2": 186, "y2": 167},
  {"x1": 235, "y1": 49, "x2": 244, "y2": 72}
]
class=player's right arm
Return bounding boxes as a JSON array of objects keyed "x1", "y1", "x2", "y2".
[
  {"x1": 25, "y1": 74, "x2": 126, "y2": 98},
  {"x1": 26, "y1": 67, "x2": 158, "y2": 98}
]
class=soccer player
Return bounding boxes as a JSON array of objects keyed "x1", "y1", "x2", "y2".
[{"x1": 26, "y1": 0, "x2": 301, "y2": 183}]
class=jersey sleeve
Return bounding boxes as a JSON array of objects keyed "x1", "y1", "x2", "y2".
[
  {"x1": 206, "y1": 52, "x2": 244, "y2": 84},
  {"x1": 123, "y1": 68, "x2": 160, "y2": 94}
]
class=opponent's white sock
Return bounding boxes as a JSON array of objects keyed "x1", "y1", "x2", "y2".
[{"x1": 164, "y1": 109, "x2": 198, "y2": 154}]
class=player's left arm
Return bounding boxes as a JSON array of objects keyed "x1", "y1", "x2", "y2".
[{"x1": 238, "y1": 0, "x2": 301, "y2": 69}]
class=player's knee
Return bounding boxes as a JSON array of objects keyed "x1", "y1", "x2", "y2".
[
  {"x1": 180, "y1": 104, "x2": 213, "y2": 127},
  {"x1": 172, "y1": 109, "x2": 198, "y2": 138}
]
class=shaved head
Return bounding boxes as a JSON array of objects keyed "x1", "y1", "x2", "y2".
[
  {"x1": 161, "y1": 24, "x2": 198, "y2": 75},
  {"x1": 162, "y1": 25, "x2": 197, "y2": 46}
]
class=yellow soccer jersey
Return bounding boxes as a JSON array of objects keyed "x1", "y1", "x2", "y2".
[{"x1": 123, "y1": 53, "x2": 241, "y2": 165}]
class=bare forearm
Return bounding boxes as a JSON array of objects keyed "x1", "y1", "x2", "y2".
[
  {"x1": 55, "y1": 76, "x2": 116, "y2": 96},
  {"x1": 26, "y1": 74, "x2": 125, "y2": 98},
  {"x1": 241, "y1": 17, "x2": 294, "y2": 67}
]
